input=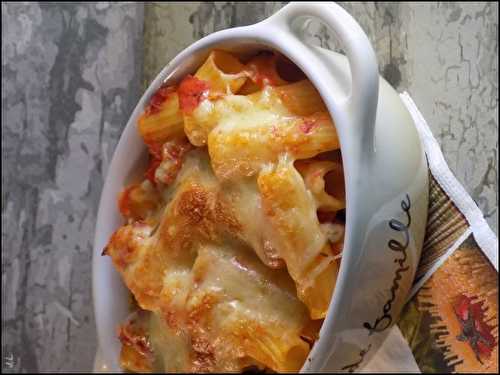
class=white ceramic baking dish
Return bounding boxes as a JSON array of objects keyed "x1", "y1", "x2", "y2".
[{"x1": 93, "y1": 2, "x2": 428, "y2": 372}]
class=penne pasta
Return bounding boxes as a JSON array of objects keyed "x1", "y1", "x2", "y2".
[
  {"x1": 236, "y1": 79, "x2": 262, "y2": 95},
  {"x1": 286, "y1": 112, "x2": 340, "y2": 159},
  {"x1": 238, "y1": 325, "x2": 310, "y2": 373},
  {"x1": 244, "y1": 52, "x2": 289, "y2": 87},
  {"x1": 237, "y1": 52, "x2": 305, "y2": 95},
  {"x1": 183, "y1": 99, "x2": 219, "y2": 146},
  {"x1": 118, "y1": 180, "x2": 162, "y2": 223},
  {"x1": 138, "y1": 91, "x2": 184, "y2": 144},
  {"x1": 300, "y1": 248, "x2": 339, "y2": 319},
  {"x1": 209, "y1": 108, "x2": 339, "y2": 180},
  {"x1": 295, "y1": 159, "x2": 345, "y2": 212},
  {"x1": 186, "y1": 242, "x2": 311, "y2": 372},
  {"x1": 257, "y1": 155, "x2": 336, "y2": 318},
  {"x1": 194, "y1": 50, "x2": 247, "y2": 94},
  {"x1": 274, "y1": 80, "x2": 327, "y2": 116},
  {"x1": 153, "y1": 137, "x2": 193, "y2": 186}
]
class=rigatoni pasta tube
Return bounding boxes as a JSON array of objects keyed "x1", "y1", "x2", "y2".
[
  {"x1": 138, "y1": 92, "x2": 184, "y2": 144},
  {"x1": 209, "y1": 110, "x2": 339, "y2": 180},
  {"x1": 257, "y1": 155, "x2": 336, "y2": 318},
  {"x1": 295, "y1": 160, "x2": 345, "y2": 212},
  {"x1": 237, "y1": 325, "x2": 310, "y2": 373},
  {"x1": 274, "y1": 80, "x2": 327, "y2": 116},
  {"x1": 194, "y1": 50, "x2": 247, "y2": 94}
]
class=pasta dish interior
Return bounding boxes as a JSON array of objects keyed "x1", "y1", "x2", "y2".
[{"x1": 103, "y1": 50, "x2": 346, "y2": 373}]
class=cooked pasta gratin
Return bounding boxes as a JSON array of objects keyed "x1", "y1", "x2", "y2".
[{"x1": 103, "y1": 50, "x2": 346, "y2": 373}]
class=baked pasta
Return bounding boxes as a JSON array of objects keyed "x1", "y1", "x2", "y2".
[{"x1": 103, "y1": 50, "x2": 346, "y2": 373}]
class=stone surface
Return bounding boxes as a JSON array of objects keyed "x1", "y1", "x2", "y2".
[
  {"x1": 1, "y1": 2, "x2": 143, "y2": 372},
  {"x1": 1, "y1": 1, "x2": 497, "y2": 372}
]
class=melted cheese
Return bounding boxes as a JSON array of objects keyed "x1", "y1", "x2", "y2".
[{"x1": 107, "y1": 66, "x2": 343, "y2": 372}]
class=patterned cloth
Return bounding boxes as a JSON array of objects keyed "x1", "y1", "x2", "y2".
[{"x1": 363, "y1": 94, "x2": 498, "y2": 373}]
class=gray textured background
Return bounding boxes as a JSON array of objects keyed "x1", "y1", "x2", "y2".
[{"x1": 2, "y1": 2, "x2": 498, "y2": 372}]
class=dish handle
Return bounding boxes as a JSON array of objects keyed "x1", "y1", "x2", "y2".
[{"x1": 259, "y1": 1, "x2": 379, "y2": 156}]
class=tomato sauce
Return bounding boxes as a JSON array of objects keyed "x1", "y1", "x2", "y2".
[
  {"x1": 145, "y1": 158, "x2": 161, "y2": 185},
  {"x1": 178, "y1": 75, "x2": 210, "y2": 113},
  {"x1": 247, "y1": 54, "x2": 284, "y2": 87},
  {"x1": 118, "y1": 184, "x2": 136, "y2": 218},
  {"x1": 147, "y1": 142, "x2": 163, "y2": 160},
  {"x1": 299, "y1": 118, "x2": 318, "y2": 134},
  {"x1": 147, "y1": 84, "x2": 176, "y2": 115}
]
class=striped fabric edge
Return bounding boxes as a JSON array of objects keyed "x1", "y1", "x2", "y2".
[
  {"x1": 400, "y1": 92, "x2": 498, "y2": 271},
  {"x1": 407, "y1": 227, "x2": 472, "y2": 302}
]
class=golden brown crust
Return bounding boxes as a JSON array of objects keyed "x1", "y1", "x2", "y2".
[
  {"x1": 190, "y1": 336, "x2": 216, "y2": 373},
  {"x1": 118, "y1": 311, "x2": 154, "y2": 373},
  {"x1": 106, "y1": 223, "x2": 150, "y2": 270},
  {"x1": 103, "y1": 51, "x2": 344, "y2": 373}
]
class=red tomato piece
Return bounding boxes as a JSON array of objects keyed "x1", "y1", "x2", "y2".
[{"x1": 178, "y1": 75, "x2": 210, "y2": 114}]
